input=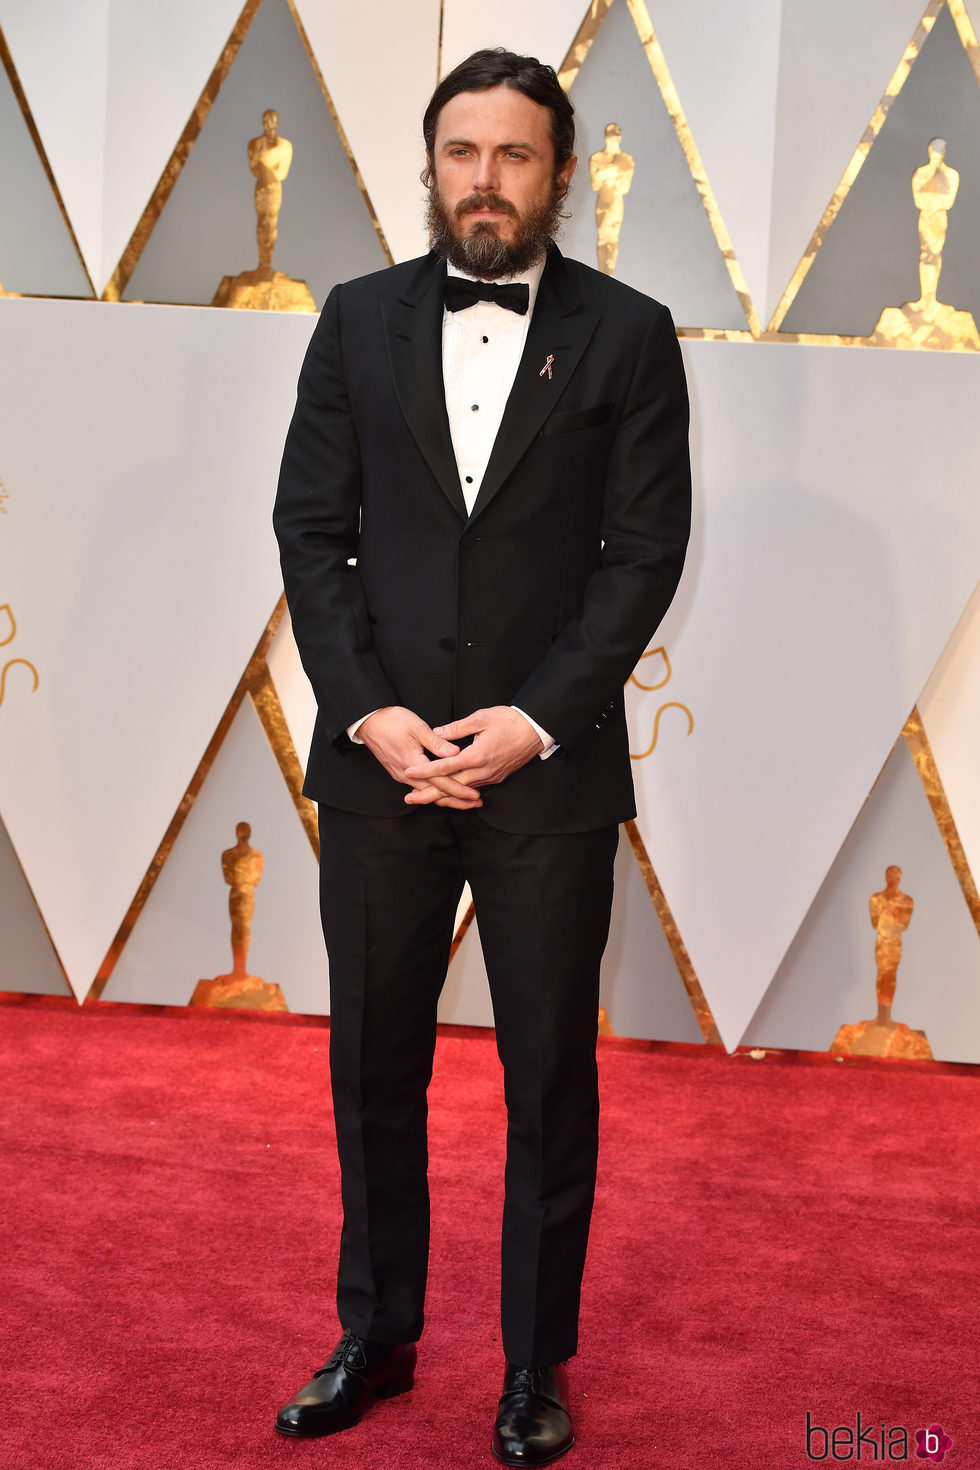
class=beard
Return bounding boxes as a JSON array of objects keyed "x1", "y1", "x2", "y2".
[{"x1": 426, "y1": 178, "x2": 565, "y2": 279}]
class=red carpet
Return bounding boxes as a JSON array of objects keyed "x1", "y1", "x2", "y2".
[{"x1": 2, "y1": 993, "x2": 978, "y2": 1469}]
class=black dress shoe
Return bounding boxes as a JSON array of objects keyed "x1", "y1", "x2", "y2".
[
  {"x1": 275, "y1": 1329, "x2": 416, "y2": 1438},
  {"x1": 492, "y1": 1361, "x2": 575, "y2": 1466}
]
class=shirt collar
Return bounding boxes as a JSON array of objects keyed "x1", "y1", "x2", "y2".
[{"x1": 445, "y1": 256, "x2": 546, "y2": 316}]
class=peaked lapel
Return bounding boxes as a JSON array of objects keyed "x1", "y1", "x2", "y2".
[
  {"x1": 382, "y1": 254, "x2": 467, "y2": 519},
  {"x1": 469, "y1": 248, "x2": 599, "y2": 524}
]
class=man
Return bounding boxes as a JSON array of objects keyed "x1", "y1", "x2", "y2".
[{"x1": 272, "y1": 49, "x2": 691, "y2": 1465}]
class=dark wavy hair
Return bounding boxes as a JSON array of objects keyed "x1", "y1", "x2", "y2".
[{"x1": 421, "y1": 48, "x2": 575, "y2": 188}]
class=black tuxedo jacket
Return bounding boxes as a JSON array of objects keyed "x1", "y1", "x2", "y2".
[{"x1": 273, "y1": 246, "x2": 691, "y2": 833}]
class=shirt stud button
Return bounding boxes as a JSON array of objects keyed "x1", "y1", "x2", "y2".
[
  {"x1": 465, "y1": 475, "x2": 473, "y2": 484},
  {"x1": 471, "y1": 404, "x2": 479, "y2": 411}
]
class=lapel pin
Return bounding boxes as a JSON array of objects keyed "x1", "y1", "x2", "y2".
[{"x1": 539, "y1": 354, "x2": 555, "y2": 380}]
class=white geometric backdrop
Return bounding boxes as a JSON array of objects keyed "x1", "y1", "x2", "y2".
[{"x1": 1, "y1": 0, "x2": 977, "y2": 1058}]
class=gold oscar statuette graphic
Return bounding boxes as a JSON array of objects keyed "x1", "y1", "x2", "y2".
[
  {"x1": 831, "y1": 866, "x2": 933, "y2": 1059},
  {"x1": 212, "y1": 109, "x2": 316, "y2": 313},
  {"x1": 190, "y1": 821, "x2": 288, "y2": 1010},
  {"x1": 871, "y1": 139, "x2": 979, "y2": 351},
  {"x1": 589, "y1": 123, "x2": 635, "y2": 276}
]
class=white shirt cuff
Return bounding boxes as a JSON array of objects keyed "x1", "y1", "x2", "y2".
[
  {"x1": 511, "y1": 706, "x2": 558, "y2": 760},
  {"x1": 347, "y1": 710, "x2": 381, "y2": 744}
]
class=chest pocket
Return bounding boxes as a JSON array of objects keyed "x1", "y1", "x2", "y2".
[{"x1": 539, "y1": 402, "x2": 615, "y2": 436}]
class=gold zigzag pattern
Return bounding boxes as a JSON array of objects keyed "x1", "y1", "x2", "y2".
[
  {"x1": 769, "y1": 0, "x2": 980, "y2": 339},
  {"x1": 6, "y1": 0, "x2": 977, "y2": 346},
  {"x1": 558, "y1": 0, "x2": 760, "y2": 338},
  {"x1": 1, "y1": 2, "x2": 975, "y2": 1035},
  {"x1": 904, "y1": 707, "x2": 980, "y2": 936},
  {"x1": 85, "y1": 597, "x2": 318, "y2": 1003},
  {"x1": 101, "y1": 0, "x2": 392, "y2": 302}
]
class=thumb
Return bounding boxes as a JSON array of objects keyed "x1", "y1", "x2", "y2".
[{"x1": 419, "y1": 727, "x2": 460, "y2": 758}]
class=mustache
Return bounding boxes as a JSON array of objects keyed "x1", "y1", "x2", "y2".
[{"x1": 455, "y1": 192, "x2": 518, "y2": 218}]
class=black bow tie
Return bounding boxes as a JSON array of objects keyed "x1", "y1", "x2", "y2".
[{"x1": 444, "y1": 277, "x2": 530, "y2": 315}]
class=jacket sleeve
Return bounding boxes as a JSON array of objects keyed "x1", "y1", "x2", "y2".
[
  {"x1": 272, "y1": 285, "x2": 399, "y2": 744},
  {"x1": 509, "y1": 303, "x2": 691, "y2": 752}
]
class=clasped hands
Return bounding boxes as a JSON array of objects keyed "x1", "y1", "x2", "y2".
[{"x1": 357, "y1": 705, "x2": 544, "y2": 810}]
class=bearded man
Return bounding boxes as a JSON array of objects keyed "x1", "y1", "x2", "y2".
[{"x1": 272, "y1": 47, "x2": 691, "y2": 1465}]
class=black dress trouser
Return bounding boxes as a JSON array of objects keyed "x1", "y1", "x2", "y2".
[{"x1": 318, "y1": 803, "x2": 619, "y2": 1368}]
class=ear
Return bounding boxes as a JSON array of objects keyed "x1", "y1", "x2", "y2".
[{"x1": 557, "y1": 153, "x2": 578, "y2": 198}]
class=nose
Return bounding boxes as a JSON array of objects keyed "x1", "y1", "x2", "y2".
[{"x1": 471, "y1": 150, "x2": 500, "y2": 194}]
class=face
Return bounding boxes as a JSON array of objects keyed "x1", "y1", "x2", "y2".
[
  {"x1": 264, "y1": 110, "x2": 278, "y2": 135},
  {"x1": 427, "y1": 85, "x2": 576, "y2": 278}
]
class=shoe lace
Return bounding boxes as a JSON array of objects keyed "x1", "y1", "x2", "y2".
[
  {"x1": 506, "y1": 1360, "x2": 569, "y2": 1399},
  {"x1": 316, "y1": 1328, "x2": 359, "y2": 1376}
]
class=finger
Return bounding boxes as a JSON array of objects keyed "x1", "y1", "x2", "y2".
[
  {"x1": 405, "y1": 764, "x2": 481, "y2": 799},
  {"x1": 403, "y1": 750, "x2": 481, "y2": 779},
  {"x1": 432, "y1": 712, "x2": 485, "y2": 741},
  {"x1": 405, "y1": 783, "x2": 482, "y2": 809},
  {"x1": 415, "y1": 726, "x2": 461, "y2": 759},
  {"x1": 407, "y1": 794, "x2": 482, "y2": 810},
  {"x1": 406, "y1": 779, "x2": 482, "y2": 803},
  {"x1": 411, "y1": 776, "x2": 493, "y2": 799}
]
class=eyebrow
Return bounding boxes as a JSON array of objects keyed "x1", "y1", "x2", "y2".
[{"x1": 441, "y1": 137, "x2": 542, "y2": 154}]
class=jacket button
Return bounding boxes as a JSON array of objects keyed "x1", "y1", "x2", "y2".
[
  {"x1": 439, "y1": 637, "x2": 456, "y2": 652},
  {"x1": 460, "y1": 530, "x2": 481, "y2": 549}
]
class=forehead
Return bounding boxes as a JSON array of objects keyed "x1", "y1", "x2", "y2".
[{"x1": 434, "y1": 84, "x2": 554, "y2": 152}]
